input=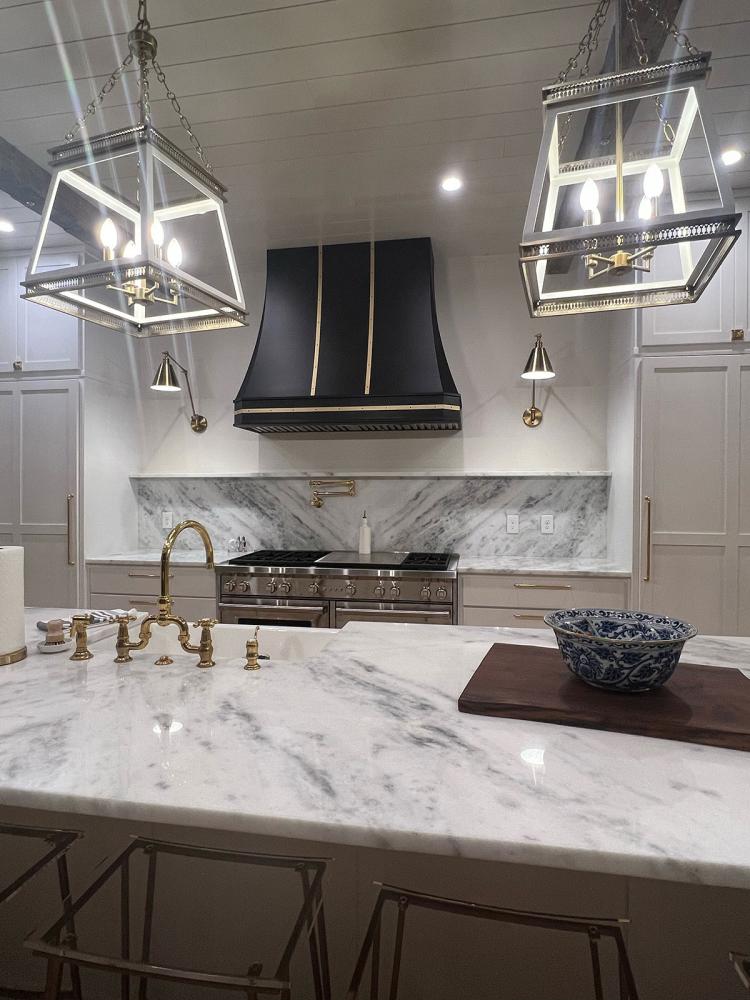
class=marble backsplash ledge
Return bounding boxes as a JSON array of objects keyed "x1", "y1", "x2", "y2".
[{"x1": 134, "y1": 476, "x2": 609, "y2": 560}]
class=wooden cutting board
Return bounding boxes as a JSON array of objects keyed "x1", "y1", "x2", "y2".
[{"x1": 457, "y1": 644, "x2": 750, "y2": 751}]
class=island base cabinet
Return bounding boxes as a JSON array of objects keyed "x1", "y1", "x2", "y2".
[{"x1": 0, "y1": 804, "x2": 748, "y2": 1000}]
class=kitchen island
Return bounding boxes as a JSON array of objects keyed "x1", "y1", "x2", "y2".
[{"x1": 1, "y1": 612, "x2": 749, "y2": 998}]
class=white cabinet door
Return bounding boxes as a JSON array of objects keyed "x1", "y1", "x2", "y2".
[
  {"x1": 637, "y1": 357, "x2": 742, "y2": 635},
  {"x1": 16, "y1": 254, "x2": 82, "y2": 372},
  {"x1": 15, "y1": 380, "x2": 82, "y2": 607},
  {"x1": 637, "y1": 203, "x2": 748, "y2": 349},
  {"x1": 0, "y1": 384, "x2": 17, "y2": 544},
  {"x1": 738, "y1": 359, "x2": 750, "y2": 636},
  {"x1": 0, "y1": 258, "x2": 17, "y2": 374}
]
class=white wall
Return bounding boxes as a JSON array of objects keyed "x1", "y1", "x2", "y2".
[
  {"x1": 133, "y1": 248, "x2": 611, "y2": 476},
  {"x1": 83, "y1": 324, "x2": 143, "y2": 555}
]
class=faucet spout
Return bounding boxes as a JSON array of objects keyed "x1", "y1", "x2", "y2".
[{"x1": 160, "y1": 519, "x2": 214, "y2": 616}]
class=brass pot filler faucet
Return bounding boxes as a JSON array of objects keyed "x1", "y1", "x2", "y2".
[{"x1": 115, "y1": 519, "x2": 220, "y2": 668}]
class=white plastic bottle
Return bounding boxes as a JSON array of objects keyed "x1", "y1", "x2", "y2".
[{"x1": 358, "y1": 510, "x2": 372, "y2": 555}]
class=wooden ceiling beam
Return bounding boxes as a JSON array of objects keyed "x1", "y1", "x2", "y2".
[{"x1": 0, "y1": 135, "x2": 101, "y2": 250}]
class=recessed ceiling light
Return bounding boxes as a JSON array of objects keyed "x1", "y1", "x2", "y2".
[
  {"x1": 440, "y1": 174, "x2": 463, "y2": 193},
  {"x1": 0, "y1": 220, "x2": 14, "y2": 233},
  {"x1": 721, "y1": 148, "x2": 744, "y2": 166}
]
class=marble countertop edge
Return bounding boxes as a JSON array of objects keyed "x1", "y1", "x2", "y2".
[{"x1": 1, "y1": 786, "x2": 744, "y2": 890}]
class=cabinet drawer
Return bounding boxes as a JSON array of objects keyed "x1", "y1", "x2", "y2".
[
  {"x1": 90, "y1": 592, "x2": 217, "y2": 621},
  {"x1": 461, "y1": 574, "x2": 628, "y2": 610},
  {"x1": 462, "y1": 606, "x2": 554, "y2": 628},
  {"x1": 88, "y1": 564, "x2": 216, "y2": 598}
]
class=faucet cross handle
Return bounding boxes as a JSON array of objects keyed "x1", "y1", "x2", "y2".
[
  {"x1": 245, "y1": 626, "x2": 261, "y2": 671},
  {"x1": 190, "y1": 618, "x2": 217, "y2": 669},
  {"x1": 114, "y1": 614, "x2": 137, "y2": 663},
  {"x1": 69, "y1": 615, "x2": 94, "y2": 662}
]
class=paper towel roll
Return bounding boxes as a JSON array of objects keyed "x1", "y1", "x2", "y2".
[{"x1": 0, "y1": 547, "x2": 26, "y2": 664}]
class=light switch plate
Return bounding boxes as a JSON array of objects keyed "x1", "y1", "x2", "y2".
[
  {"x1": 506, "y1": 514, "x2": 520, "y2": 534},
  {"x1": 161, "y1": 510, "x2": 173, "y2": 530},
  {"x1": 540, "y1": 514, "x2": 554, "y2": 534}
]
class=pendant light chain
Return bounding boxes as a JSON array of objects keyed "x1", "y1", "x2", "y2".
[
  {"x1": 63, "y1": 0, "x2": 213, "y2": 172},
  {"x1": 631, "y1": 0, "x2": 701, "y2": 57},
  {"x1": 557, "y1": 0, "x2": 612, "y2": 83},
  {"x1": 625, "y1": 0, "x2": 676, "y2": 145}
]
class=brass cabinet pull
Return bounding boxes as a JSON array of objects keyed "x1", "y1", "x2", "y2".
[
  {"x1": 66, "y1": 494, "x2": 76, "y2": 566},
  {"x1": 513, "y1": 613, "x2": 547, "y2": 621},
  {"x1": 514, "y1": 583, "x2": 572, "y2": 590},
  {"x1": 127, "y1": 571, "x2": 172, "y2": 579},
  {"x1": 129, "y1": 598, "x2": 159, "y2": 606},
  {"x1": 642, "y1": 496, "x2": 653, "y2": 583}
]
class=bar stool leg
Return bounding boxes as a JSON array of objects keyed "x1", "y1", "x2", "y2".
[
  {"x1": 387, "y1": 898, "x2": 408, "y2": 1000},
  {"x1": 55, "y1": 855, "x2": 82, "y2": 1000},
  {"x1": 42, "y1": 959, "x2": 63, "y2": 1000}
]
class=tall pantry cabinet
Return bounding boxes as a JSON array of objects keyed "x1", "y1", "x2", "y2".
[
  {"x1": 633, "y1": 201, "x2": 750, "y2": 636},
  {"x1": 0, "y1": 250, "x2": 83, "y2": 607}
]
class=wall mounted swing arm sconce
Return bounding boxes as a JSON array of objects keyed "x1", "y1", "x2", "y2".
[
  {"x1": 151, "y1": 351, "x2": 208, "y2": 433},
  {"x1": 521, "y1": 333, "x2": 555, "y2": 428}
]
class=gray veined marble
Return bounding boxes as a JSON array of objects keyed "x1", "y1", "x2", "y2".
[{"x1": 133, "y1": 476, "x2": 609, "y2": 559}]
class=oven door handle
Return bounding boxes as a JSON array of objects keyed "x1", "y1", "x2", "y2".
[
  {"x1": 335, "y1": 607, "x2": 452, "y2": 619},
  {"x1": 219, "y1": 603, "x2": 327, "y2": 615}
]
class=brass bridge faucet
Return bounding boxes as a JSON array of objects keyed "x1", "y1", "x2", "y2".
[{"x1": 115, "y1": 519, "x2": 216, "y2": 668}]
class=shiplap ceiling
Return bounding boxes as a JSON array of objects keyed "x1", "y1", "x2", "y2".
[{"x1": 0, "y1": 0, "x2": 748, "y2": 268}]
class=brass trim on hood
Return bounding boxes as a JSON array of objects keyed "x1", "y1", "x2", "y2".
[
  {"x1": 365, "y1": 239, "x2": 375, "y2": 394},
  {"x1": 310, "y1": 244, "x2": 323, "y2": 396},
  {"x1": 236, "y1": 403, "x2": 462, "y2": 414}
]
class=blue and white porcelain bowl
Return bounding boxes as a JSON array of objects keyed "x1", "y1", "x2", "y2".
[{"x1": 543, "y1": 608, "x2": 698, "y2": 693}]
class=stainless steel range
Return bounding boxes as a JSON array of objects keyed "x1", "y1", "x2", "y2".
[{"x1": 216, "y1": 550, "x2": 459, "y2": 629}]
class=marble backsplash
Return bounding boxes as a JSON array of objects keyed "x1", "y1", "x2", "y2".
[{"x1": 134, "y1": 476, "x2": 609, "y2": 560}]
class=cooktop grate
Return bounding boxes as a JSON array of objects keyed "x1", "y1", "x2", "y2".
[{"x1": 227, "y1": 550, "x2": 330, "y2": 566}]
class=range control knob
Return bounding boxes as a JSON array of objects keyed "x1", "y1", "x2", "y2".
[
  {"x1": 279, "y1": 579, "x2": 292, "y2": 594},
  {"x1": 345, "y1": 582, "x2": 357, "y2": 597},
  {"x1": 374, "y1": 582, "x2": 386, "y2": 599},
  {"x1": 266, "y1": 579, "x2": 277, "y2": 594},
  {"x1": 309, "y1": 580, "x2": 321, "y2": 595},
  {"x1": 237, "y1": 580, "x2": 249, "y2": 593},
  {"x1": 390, "y1": 584, "x2": 401, "y2": 599},
  {"x1": 224, "y1": 578, "x2": 236, "y2": 592},
  {"x1": 420, "y1": 585, "x2": 431, "y2": 600},
  {"x1": 436, "y1": 585, "x2": 448, "y2": 600}
]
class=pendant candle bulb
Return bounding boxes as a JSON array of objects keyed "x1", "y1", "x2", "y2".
[
  {"x1": 518, "y1": 0, "x2": 740, "y2": 316},
  {"x1": 22, "y1": 0, "x2": 246, "y2": 337}
]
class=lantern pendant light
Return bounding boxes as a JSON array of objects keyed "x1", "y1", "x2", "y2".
[
  {"x1": 22, "y1": 0, "x2": 246, "y2": 337},
  {"x1": 519, "y1": 0, "x2": 741, "y2": 317}
]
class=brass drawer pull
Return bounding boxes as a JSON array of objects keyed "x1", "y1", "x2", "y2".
[
  {"x1": 66, "y1": 494, "x2": 76, "y2": 566},
  {"x1": 513, "y1": 613, "x2": 547, "y2": 621},
  {"x1": 129, "y1": 598, "x2": 159, "y2": 606},
  {"x1": 514, "y1": 583, "x2": 572, "y2": 590},
  {"x1": 127, "y1": 571, "x2": 172, "y2": 579},
  {"x1": 642, "y1": 496, "x2": 652, "y2": 583}
]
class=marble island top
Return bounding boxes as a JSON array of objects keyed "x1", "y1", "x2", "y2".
[{"x1": 1, "y1": 612, "x2": 749, "y2": 889}]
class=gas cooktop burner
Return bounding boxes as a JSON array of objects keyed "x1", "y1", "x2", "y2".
[
  {"x1": 227, "y1": 549, "x2": 329, "y2": 567},
  {"x1": 226, "y1": 549, "x2": 455, "y2": 572}
]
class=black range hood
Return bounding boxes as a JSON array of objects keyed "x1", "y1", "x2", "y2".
[{"x1": 234, "y1": 236, "x2": 461, "y2": 433}]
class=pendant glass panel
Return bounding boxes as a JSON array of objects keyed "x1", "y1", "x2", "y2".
[
  {"x1": 519, "y1": 55, "x2": 741, "y2": 316},
  {"x1": 22, "y1": 124, "x2": 247, "y2": 336}
]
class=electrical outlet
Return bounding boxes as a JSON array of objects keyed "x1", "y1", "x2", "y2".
[
  {"x1": 506, "y1": 514, "x2": 520, "y2": 534},
  {"x1": 540, "y1": 514, "x2": 554, "y2": 534},
  {"x1": 161, "y1": 510, "x2": 173, "y2": 530}
]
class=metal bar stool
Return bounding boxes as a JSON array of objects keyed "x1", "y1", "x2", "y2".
[
  {"x1": 26, "y1": 835, "x2": 331, "y2": 1000},
  {"x1": 346, "y1": 883, "x2": 640, "y2": 1000},
  {"x1": 730, "y1": 950, "x2": 750, "y2": 989},
  {"x1": 0, "y1": 821, "x2": 82, "y2": 1000}
]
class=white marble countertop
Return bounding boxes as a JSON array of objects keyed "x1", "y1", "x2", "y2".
[
  {"x1": 87, "y1": 549, "x2": 220, "y2": 566},
  {"x1": 2, "y1": 611, "x2": 749, "y2": 889},
  {"x1": 88, "y1": 551, "x2": 631, "y2": 577},
  {"x1": 458, "y1": 558, "x2": 631, "y2": 577}
]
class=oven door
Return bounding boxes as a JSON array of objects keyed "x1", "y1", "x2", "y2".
[
  {"x1": 219, "y1": 599, "x2": 331, "y2": 628},
  {"x1": 334, "y1": 602, "x2": 454, "y2": 627}
]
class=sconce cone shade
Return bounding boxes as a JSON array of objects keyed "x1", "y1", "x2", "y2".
[
  {"x1": 151, "y1": 353, "x2": 181, "y2": 391},
  {"x1": 521, "y1": 335, "x2": 555, "y2": 380}
]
